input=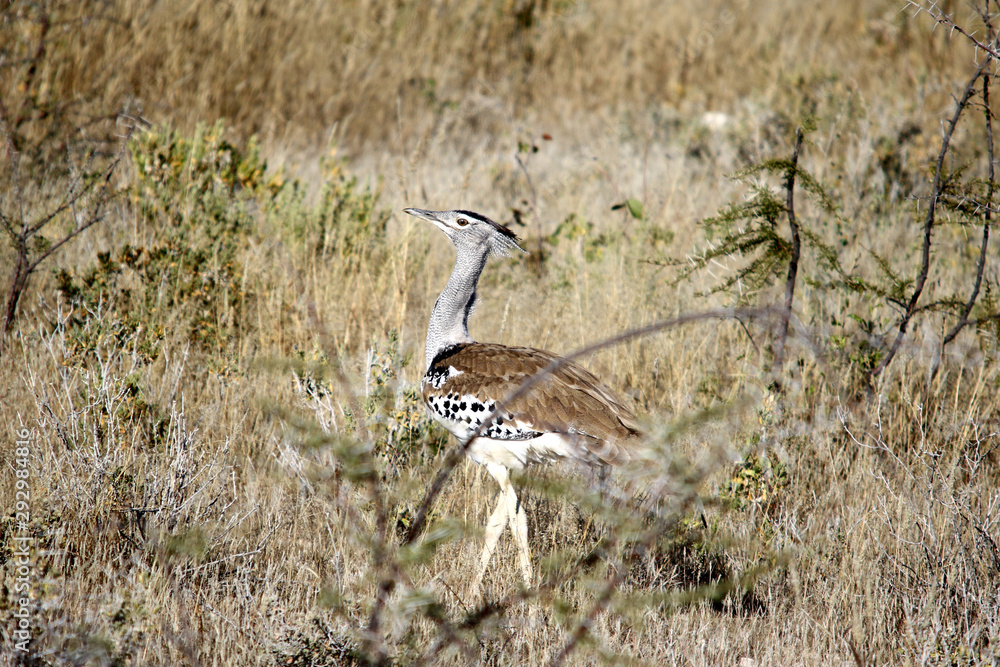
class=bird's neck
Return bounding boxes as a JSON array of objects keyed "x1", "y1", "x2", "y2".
[{"x1": 426, "y1": 249, "x2": 489, "y2": 369}]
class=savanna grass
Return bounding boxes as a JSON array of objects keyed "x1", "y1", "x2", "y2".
[{"x1": 2, "y1": 0, "x2": 999, "y2": 665}]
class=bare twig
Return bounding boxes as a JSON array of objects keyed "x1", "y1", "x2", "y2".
[
  {"x1": 940, "y1": 49, "x2": 994, "y2": 350},
  {"x1": 515, "y1": 151, "x2": 539, "y2": 212},
  {"x1": 773, "y1": 126, "x2": 804, "y2": 386},
  {"x1": 1, "y1": 117, "x2": 137, "y2": 352},
  {"x1": 869, "y1": 57, "x2": 992, "y2": 382},
  {"x1": 404, "y1": 307, "x2": 774, "y2": 547},
  {"x1": 514, "y1": 148, "x2": 545, "y2": 267}
]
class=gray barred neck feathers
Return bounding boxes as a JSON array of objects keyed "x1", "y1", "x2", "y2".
[
  {"x1": 423, "y1": 249, "x2": 486, "y2": 369},
  {"x1": 402, "y1": 208, "x2": 526, "y2": 370}
]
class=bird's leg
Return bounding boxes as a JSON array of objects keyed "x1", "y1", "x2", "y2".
[
  {"x1": 471, "y1": 463, "x2": 512, "y2": 596},
  {"x1": 505, "y1": 483, "x2": 533, "y2": 586},
  {"x1": 504, "y1": 477, "x2": 539, "y2": 626},
  {"x1": 471, "y1": 463, "x2": 534, "y2": 598},
  {"x1": 472, "y1": 492, "x2": 509, "y2": 593}
]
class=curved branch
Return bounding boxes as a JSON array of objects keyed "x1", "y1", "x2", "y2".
[
  {"x1": 869, "y1": 57, "x2": 992, "y2": 382},
  {"x1": 404, "y1": 306, "x2": 776, "y2": 546},
  {"x1": 941, "y1": 64, "x2": 994, "y2": 350},
  {"x1": 773, "y1": 127, "x2": 804, "y2": 386}
]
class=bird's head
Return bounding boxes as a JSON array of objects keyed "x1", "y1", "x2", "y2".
[{"x1": 404, "y1": 208, "x2": 526, "y2": 258}]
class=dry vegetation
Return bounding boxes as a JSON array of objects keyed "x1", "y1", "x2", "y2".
[{"x1": 2, "y1": 0, "x2": 1000, "y2": 664}]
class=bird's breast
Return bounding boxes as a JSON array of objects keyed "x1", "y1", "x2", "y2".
[
  {"x1": 465, "y1": 433, "x2": 579, "y2": 471},
  {"x1": 422, "y1": 371, "x2": 592, "y2": 471},
  {"x1": 422, "y1": 379, "x2": 540, "y2": 442}
]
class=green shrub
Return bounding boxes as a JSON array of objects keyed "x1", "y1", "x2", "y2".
[
  {"x1": 57, "y1": 121, "x2": 277, "y2": 361},
  {"x1": 273, "y1": 148, "x2": 390, "y2": 273},
  {"x1": 55, "y1": 122, "x2": 391, "y2": 366}
]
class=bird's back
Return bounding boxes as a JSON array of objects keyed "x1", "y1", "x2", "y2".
[{"x1": 422, "y1": 343, "x2": 641, "y2": 467}]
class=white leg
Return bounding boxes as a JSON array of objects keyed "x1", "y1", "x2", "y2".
[
  {"x1": 471, "y1": 463, "x2": 534, "y2": 597},
  {"x1": 472, "y1": 488, "x2": 509, "y2": 593},
  {"x1": 506, "y1": 483, "x2": 533, "y2": 585}
]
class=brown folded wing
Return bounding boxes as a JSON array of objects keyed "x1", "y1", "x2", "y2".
[{"x1": 425, "y1": 343, "x2": 641, "y2": 465}]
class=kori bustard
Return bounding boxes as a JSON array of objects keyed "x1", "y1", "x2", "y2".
[{"x1": 405, "y1": 207, "x2": 642, "y2": 593}]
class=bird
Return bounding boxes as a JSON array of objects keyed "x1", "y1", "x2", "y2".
[{"x1": 404, "y1": 207, "x2": 642, "y2": 595}]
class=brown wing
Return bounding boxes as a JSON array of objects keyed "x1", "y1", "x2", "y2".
[{"x1": 426, "y1": 343, "x2": 641, "y2": 464}]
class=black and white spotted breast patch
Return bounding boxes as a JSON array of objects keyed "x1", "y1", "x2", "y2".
[
  {"x1": 423, "y1": 390, "x2": 540, "y2": 441},
  {"x1": 423, "y1": 364, "x2": 461, "y2": 390}
]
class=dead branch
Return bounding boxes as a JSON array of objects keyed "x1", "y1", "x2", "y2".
[
  {"x1": 773, "y1": 126, "x2": 804, "y2": 387},
  {"x1": 942, "y1": 63, "x2": 994, "y2": 349},
  {"x1": 404, "y1": 306, "x2": 776, "y2": 548},
  {"x1": 869, "y1": 57, "x2": 993, "y2": 382}
]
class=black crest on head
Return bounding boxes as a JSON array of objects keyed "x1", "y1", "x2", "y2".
[{"x1": 456, "y1": 209, "x2": 520, "y2": 242}]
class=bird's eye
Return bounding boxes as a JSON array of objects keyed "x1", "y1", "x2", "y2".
[{"x1": 457, "y1": 218, "x2": 469, "y2": 226}]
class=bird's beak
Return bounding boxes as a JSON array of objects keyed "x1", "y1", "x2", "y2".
[
  {"x1": 403, "y1": 207, "x2": 449, "y2": 233},
  {"x1": 403, "y1": 208, "x2": 440, "y2": 223}
]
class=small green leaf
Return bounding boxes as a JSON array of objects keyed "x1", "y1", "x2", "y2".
[
  {"x1": 626, "y1": 197, "x2": 644, "y2": 220},
  {"x1": 611, "y1": 198, "x2": 644, "y2": 220},
  {"x1": 32, "y1": 235, "x2": 51, "y2": 253}
]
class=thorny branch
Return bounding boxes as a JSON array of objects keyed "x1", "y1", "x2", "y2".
[
  {"x1": 869, "y1": 56, "x2": 993, "y2": 382},
  {"x1": 772, "y1": 126, "x2": 804, "y2": 387},
  {"x1": 404, "y1": 307, "x2": 776, "y2": 549},
  {"x1": 907, "y1": 1, "x2": 1000, "y2": 61},
  {"x1": 939, "y1": 48, "x2": 995, "y2": 353}
]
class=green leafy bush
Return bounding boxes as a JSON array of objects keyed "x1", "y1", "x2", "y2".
[
  {"x1": 273, "y1": 149, "x2": 389, "y2": 273},
  {"x1": 56, "y1": 122, "x2": 391, "y2": 366},
  {"x1": 674, "y1": 124, "x2": 841, "y2": 306},
  {"x1": 57, "y1": 121, "x2": 277, "y2": 361}
]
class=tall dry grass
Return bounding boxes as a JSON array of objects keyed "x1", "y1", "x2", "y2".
[
  {"x1": 0, "y1": 0, "x2": 972, "y2": 153},
  {"x1": 1, "y1": 0, "x2": 999, "y2": 665}
]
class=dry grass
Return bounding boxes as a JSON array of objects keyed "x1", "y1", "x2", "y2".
[
  {"x1": 2, "y1": 0, "x2": 999, "y2": 665},
  {"x1": 0, "y1": 0, "x2": 972, "y2": 153}
]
